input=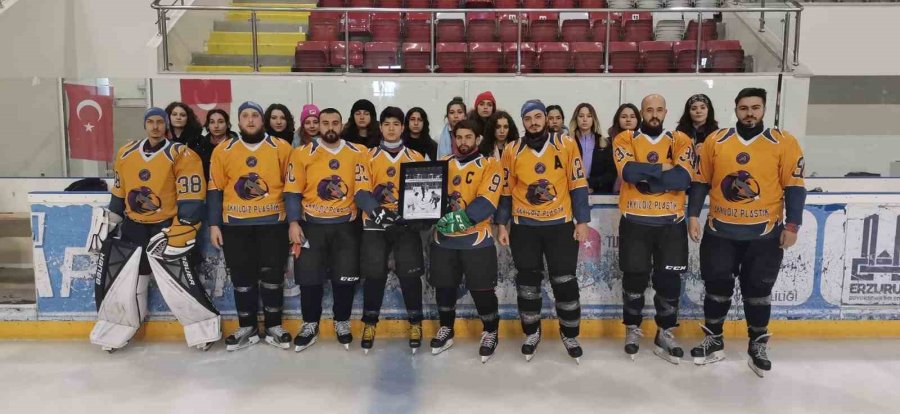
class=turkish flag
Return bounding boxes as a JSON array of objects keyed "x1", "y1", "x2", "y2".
[
  {"x1": 578, "y1": 225, "x2": 603, "y2": 265},
  {"x1": 180, "y1": 79, "x2": 232, "y2": 121},
  {"x1": 65, "y1": 83, "x2": 115, "y2": 162}
]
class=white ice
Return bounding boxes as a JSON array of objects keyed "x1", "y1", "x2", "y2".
[{"x1": 1, "y1": 338, "x2": 899, "y2": 414}]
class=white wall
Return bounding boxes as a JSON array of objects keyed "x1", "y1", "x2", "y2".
[
  {"x1": 0, "y1": 0, "x2": 74, "y2": 79},
  {"x1": 798, "y1": 4, "x2": 900, "y2": 76}
]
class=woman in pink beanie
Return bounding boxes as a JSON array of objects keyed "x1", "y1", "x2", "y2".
[{"x1": 294, "y1": 104, "x2": 320, "y2": 147}]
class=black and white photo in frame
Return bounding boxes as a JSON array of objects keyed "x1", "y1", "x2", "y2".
[{"x1": 398, "y1": 161, "x2": 449, "y2": 221}]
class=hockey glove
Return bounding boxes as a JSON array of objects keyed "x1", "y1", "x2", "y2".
[
  {"x1": 436, "y1": 210, "x2": 474, "y2": 235},
  {"x1": 147, "y1": 221, "x2": 200, "y2": 260},
  {"x1": 371, "y1": 206, "x2": 400, "y2": 229},
  {"x1": 88, "y1": 208, "x2": 123, "y2": 253}
]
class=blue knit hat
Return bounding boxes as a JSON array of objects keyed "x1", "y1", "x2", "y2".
[
  {"x1": 238, "y1": 101, "x2": 264, "y2": 117},
  {"x1": 144, "y1": 107, "x2": 168, "y2": 128},
  {"x1": 520, "y1": 99, "x2": 546, "y2": 118}
]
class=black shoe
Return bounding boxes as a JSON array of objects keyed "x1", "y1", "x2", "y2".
[
  {"x1": 521, "y1": 328, "x2": 541, "y2": 362},
  {"x1": 690, "y1": 325, "x2": 726, "y2": 365},
  {"x1": 479, "y1": 331, "x2": 499, "y2": 363},
  {"x1": 293, "y1": 322, "x2": 319, "y2": 353},
  {"x1": 430, "y1": 326, "x2": 454, "y2": 355},
  {"x1": 748, "y1": 333, "x2": 773, "y2": 377}
]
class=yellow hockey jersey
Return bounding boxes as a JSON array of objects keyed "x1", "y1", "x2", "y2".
[
  {"x1": 436, "y1": 154, "x2": 503, "y2": 249},
  {"x1": 112, "y1": 139, "x2": 205, "y2": 224},
  {"x1": 696, "y1": 128, "x2": 805, "y2": 237},
  {"x1": 613, "y1": 129, "x2": 694, "y2": 224},
  {"x1": 361, "y1": 146, "x2": 426, "y2": 228},
  {"x1": 284, "y1": 139, "x2": 369, "y2": 223},
  {"x1": 499, "y1": 133, "x2": 589, "y2": 225},
  {"x1": 208, "y1": 135, "x2": 292, "y2": 224}
]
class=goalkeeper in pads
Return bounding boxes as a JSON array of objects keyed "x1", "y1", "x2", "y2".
[{"x1": 89, "y1": 107, "x2": 220, "y2": 353}]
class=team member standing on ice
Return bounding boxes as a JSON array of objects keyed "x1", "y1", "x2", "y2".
[
  {"x1": 687, "y1": 88, "x2": 806, "y2": 377},
  {"x1": 612, "y1": 94, "x2": 694, "y2": 364},
  {"x1": 496, "y1": 100, "x2": 590, "y2": 363}
]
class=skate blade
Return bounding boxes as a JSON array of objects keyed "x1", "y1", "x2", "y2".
[
  {"x1": 364, "y1": 348, "x2": 370, "y2": 355},
  {"x1": 748, "y1": 359, "x2": 768, "y2": 378},
  {"x1": 574, "y1": 357, "x2": 580, "y2": 365},
  {"x1": 226, "y1": 336, "x2": 260, "y2": 352},
  {"x1": 692, "y1": 351, "x2": 726, "y2": 366},
  {"x1": 431, "y1": 339, "x2": 454, "y2": 355},
  {"x1": 103, "y1": 347, "x2": 117, "y2": 354},
  {"x1": 653, "y1": 347, "x2": 682, "y2": 365},
  {"x1": 629, "y1": 353, "x2": 637, "y2": 361},
  {"x1": 411, "y1": 348, "x2": 418, "y2": 355},
  {"x1": 481, "y1": 354, "x2": 494, "y2": 364},
  {"x1": 264, "y1": 337, "x2": 290, "y2": 350},
  {"x1": 293, "y1": 337, "x2": 317, "y2": 353},
  {"x1": 343, "y1": 343, "x2": 350, "y2": 351},
  {"x1": 524, "y1": 353, "x2": 535, "y2": 362}
]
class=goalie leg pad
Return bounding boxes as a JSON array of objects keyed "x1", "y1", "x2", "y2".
[
  {"x1": 148, "y1": 255, "x2": 222, "y2": 347},
  {"x1": 90, "y1": 240, "x2": 143, "y2": 349}
]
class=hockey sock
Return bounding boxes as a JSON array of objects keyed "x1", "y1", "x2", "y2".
[
  {"x1": 398, "y1": 277, "x2": 424, "y2": 323},
  {"x1": 550, "y1": 274, "x2": 581, "y2": 338},
  {"x1": 470, "y1": 289, "x2": 500, "y2": 332},
  {"x1": 232, "y1": 275, "x2": 260, "y2": 328},
  {"x1": 651, "y1": 271, "x2": 683, "y2": 329},
  {"x1": 702, "y1": 278, "x2": 735, "y2": 335},
  {"x1": 259, "y1": 266, "x2": 284, "y2": 328},
  {"x1": 516, "y1": 270, "x2": 543, "y2": 335},
  {"x1": 362, "y1": 277, "x2": 387, "y2": 325},
  {"x1": 740, "y1": 277, "x2": 774, "y2": 340},
  {"x1": 300, "y1": 285, "x2": 325, "y2": 323},
  {"x1": 622, "y1": 271, "x2": 650, "y2": 327},
  {"x1": 332, "y1": 283, "x2": 356, "y2": 322},
  {"x1": 435, "y1": 287, "x2": 457, "y2": 328}
]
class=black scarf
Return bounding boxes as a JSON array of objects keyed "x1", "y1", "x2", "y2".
[
  {"x1": 736, "y1": 122, "x2": 764, "y2": 141},
  {"x1": 639, "y1": 120, "x2": 663, "y2": 137},
  {"x1": 523, "y1": 129, "x2": 549, "y2": 150},
  {"x1": 241, "y1": 130, "x2": 266, "y2": 144}
]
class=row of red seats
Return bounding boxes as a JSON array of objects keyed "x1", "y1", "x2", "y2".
[
  {"x1": 318, "y1": 0, "x2": 609, "y2": 8},
  {"x1": 293, "y1": 40, "x2": 743, "y2": 73},
  {"x1": 310, "y1": 12, "x2": 716, "y2": 43}
]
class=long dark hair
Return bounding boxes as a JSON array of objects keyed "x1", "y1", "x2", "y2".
[
  {"x1": 479, "y1": 111, "x2": 519, "y2": 156},
  {"x1": 342, "y1": 103, "x2": 381, "y2": 148},
  {"x1": 676, "y1": 94, "x2": 719, "y2": 141},
  {"x1": 264, "y1": 103, "x2": 296, "y2": 143},
  {"x1": 165, "y1": 102, "x2": 203, "y2": 144},
  {"x1": 204, "y1": 108, "x2": 232, "y2": 136},
  {"x1": 402, "y1": 107, "x2": 436, "y2": 159},
  {"x1": 608, "y1": 103, "x2": 641, "y2": 138}
]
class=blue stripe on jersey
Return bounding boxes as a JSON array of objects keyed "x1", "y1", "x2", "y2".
[
  {"x1": 109, "y1": 196, "x2": 126, "y2": 216},
  {"x1": 303, "y1": 213, "x2": 354, "y2": 224},
  {"x1": 121, "y1": 141, "x2": 142, "y2": 159},
  {"x1": 513, "y1": 216, "x2": 567, "y2": 226},
  {"x1": 495, "y1": 195, "x2": 512, "y2": 226},
  {"x1": 285, "y1": 192, "x2": 302, "y2": 222},
  {"x1": 717, "y1": 128, "x2": 736, "y2": 143},
  {"x1": 785, "y1": 186, "x2": 807, "y2": 225},
  {"x1": 465, "y1": 196, "x2": 497, "y2": 224},
  {"x1": 623, "y1": 213, "x2": 681, "y2": 227},
  {"x1": 706, "y1": 218, "x2": 777, "y2": 240},
  {"x1": 687, "y1": 182, "x2": 710, "y2": 218},
  {"x1": 570, "y1": 187, "x2": 590, "y2": 223},
  {"x1": 207, "y1": 190, "x2": 224, "y2": 226},
  {"x1": 176, "y1": 199, "x2": 204, "y2": 224},
  {"x1": 355, "y1": 191, "x2": 380, "y2": 218},
  {"x1": 434, "y1": 232, "x2": 494, "y2": 250},
  {"x1": 224, "y1": 213, "x2": 284, "y2": 225},
  {"x1": 762, "y1": 129, "x2": 778, "y2": 144},
  {"x1": 622, "y1": 162, "x2": 663, "y2": 184}
]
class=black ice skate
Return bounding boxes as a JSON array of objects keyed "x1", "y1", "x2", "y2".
[
  {"x1": 521, "y1": 328, "x2": 541, "y2": 362},
  {"x1": 225, "y1": 326, "x2": 260, "y2": 352},
  {"x1": 624, "y1": 325, "x2": 643, "y2": 360},
  {"x1": 653, "y1": 327, "x2": 684, "y2": 365},
  {"x1": 409, "y1": 322, "x2": 423, "y2": 354},
  {"x1": 293, "y1": 322, "x2": 319, "y2": 353},
  {"x1": 690, "y1": 325, "x2": 726, "y2": 366},
  {"x1": 479, "y1": 331, "x2": 499, "y2": 363},
  {"x1": 361, "y1": 323, "x2": 376, "y2": 354},
  {"x1": 334, "y1": 320, "x2": 353, "y2": 350},
  {"x1": 748, "y1": 333, "x2": 773, "y2": 378},
  {"x1": 561, "y1": 334, "x2": 583, "y2": 364},
  {"x1": 430, "y1": 326, "x2": 455, "y2": 355},
  {"x1": 264, "y1": 325, "x2": 291, "y2": 350}
]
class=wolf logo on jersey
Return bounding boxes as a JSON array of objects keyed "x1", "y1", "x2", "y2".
[
  {"x1": 721, "y1": 170, "x2": 760, "y2": 202},
  {"x1": 127, "y1": 186, "x2": 162, "y2": 214},
  {"x1": 449, "y1": 191, "x2": 467, "y2": 211},
  {"x1": 373, "y1": 182, "x2": 398, "y2": 205},
  {"x1": 317, "y1": 175, "x2": 349, "y2": 201},
  {"x1": 234, "y1": 172, "x2": 269, "y2": 200},
  {"x1": 526, "y1": 179, "x2": 558, "y2": 205}
]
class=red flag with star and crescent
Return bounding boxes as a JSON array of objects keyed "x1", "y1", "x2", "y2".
[
  {"x1": 179, "y1": 79, "x2": 232, "y2": 122},
  {"x1": 65, "y1": 83, "x2": 114, "y2": 162}
]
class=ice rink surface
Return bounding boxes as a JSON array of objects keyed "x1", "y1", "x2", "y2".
[{"x1": 2, "y1": 338, "x2": 899, "y2": 414}]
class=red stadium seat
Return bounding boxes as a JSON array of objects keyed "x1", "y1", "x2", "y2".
[
  {"x1": 571, "y1": 42, "x2": 604, "y2": 73},
  {"x1": 607, "y1": 41, "x2": 639, "y2": 73},
  {"x1": 330, "y1": 41, "x2": 364, "y2": 69},
  {"x1": 378, "y1": 0, "x2": 404, "y2": 6},
  {"x1": 467, "y1": 12, "x2": 497, "y2": 42},
  {"x1": 345, "y1": 12, "x2": 372, "y2": 37},
  {"x1": 537, "y1": 42, "x2": 571, "y2": 73},
  {"x1": 503, "y1": 42, "x2": 536, "y2": 73},
  {"x1": 708, "y1": 40, "x2": 744, "y2": 72},
  {"x1": 348, "y1": 0, "x2": 375, "y2": 6},
  {"x1": 371, "y1": 13, "x2": 403, "y2": 42},
  {"x1": 551, "y1": 0, "x2": 575, "y2": 7},
  {"x1": 622, "y1": 18, "x2": 653, "y2": 42},
  {"x1": 436, "y1": 42, "x2": 468, "y2": 72},
  {"x1": 364, "y1": 42, "x2": 400, "y2": 72},
  {"x1": 523, "y1": 0, "x2": 545, "y2": 7},
  {"x1": 561, "y1": 14, "x2": 590, "y2": 42},
  {"x1": 673, "y1": 40, "x2": 707, "y2": 72},
  {"x1": 402, "y1": 42, "x2": 432, "y2": 72},
  {"x1": 528, "y1": 13, "x2": 559, "y2": 42},
  {"x1": 469, "y1": 42, "x2": 503, "y2": 73},
  {"x1": 436, "y1": 15, "x2": 466, "y2": 42},
  {"x1": 639, "y1": 41, "x2": 674, "y2": 73},
  {"x1": 405, "y1": 13, "x2": 433, "y2": 42},
  {"x1": 495, "y1": 0, "x2": 519, "y2": 6},
  {"x1": 319, "y1": 0, "x2": 345, "y2": 6},
  {"x1": 590, "y1": 13, "x2": 622, "y2": 43},
  {"x1": 498, "y1": 13, "x2": 524, "y2": 43},
  {"x1": 407, "y1": 0, "x2": 432, "y2": 6},
  {"x1": 579, "y1": 0, "x2": 606, "y2": 7},
  {"x1": 293, "y1": 41, "x2": 331, "y2": 72},
  {"x1": 464, "y1": 0, "x2": 495, "y2": 7},
  {"x1": 684, "y1": 19, "x2": 717, "y2": 40},
  {"x1": 434, "y1": 0, "x2": 461, "y2": 7},
  {"x1": 309, "y1": 14, "x2": 341, "y2": 41}
]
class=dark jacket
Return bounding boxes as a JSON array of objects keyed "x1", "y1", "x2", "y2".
[
  {"x1": 192, "y1": 131, "x2": 238, "y2": 181},
  {"x1": 402, "y1": 132, "x2": 438, "y2": 161},
  {"x1": 575, "y1": 135, "x2": 617, "y2": 194}
]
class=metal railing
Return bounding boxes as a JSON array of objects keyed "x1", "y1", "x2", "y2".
[{"x1": 150, "y1": 1, "x2": 803, "y2": 74}]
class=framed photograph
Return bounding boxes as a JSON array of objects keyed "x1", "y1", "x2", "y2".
[{"x1": 398, "y1": 161, "x2": 449, "y2": 222}]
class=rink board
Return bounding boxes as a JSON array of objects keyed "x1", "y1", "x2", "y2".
[{"x1": 25, "y1": 192, "x2": 900, "y2": 322}]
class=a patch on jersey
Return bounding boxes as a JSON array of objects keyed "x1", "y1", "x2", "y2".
[
  {"x1": 736, "y1": 152, "x2": 751, "y2": 165},
  {"x1": 452, "y1": 175, "x2": 462, "y2": 186},
  {"x1": 534, "y1": 162, "x2": 546, "y2": 174},
  {"x1": 245, "y1": 156, "x2": 258, "y2": 167},
  {"x1": 647, "y1": 151, "x2": 660, "y2": 163},
  {"x1": 721, "y1": 170, "x2": 761, "y2": 203},
  {"x1": 449, "y1": 191, "x2": 468, "y2": 212},
  {"x1": 526, "y1": 179, "x2": 557, "y2": 205},
  {"x1": 373, "y1": 182, "x2": 397, "y2": 205},
  {"x1": 317, "y1": 175, "x2": 349, "y2": 201},
  {"x1": 234, "y1": 172, "x2": 269, "y2": 200},
  {"x1": 138, "y1": 169, "x2": 151, "y2": 181},
  {"x1": 127, "y1": 186, "x2": 162, "y2": 215},
  {"x1": 387, "y1": 166, "x2": 396, "y2": 177},
  {"x1": 329, "y1": 159, "x2": 340, "y2": 170}
]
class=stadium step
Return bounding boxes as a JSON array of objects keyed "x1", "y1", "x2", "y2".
[
  {"x1": 208, "y1": 31, "x2": 306, "y2": 43},
  {"x1": 207, "y1": 41, "x2": 299, "y2": 56},
  {"x1": 187, "y1": 65, "x2": 293, "y2": 73},
  {"x1": 190, "y1": 52, "x2": 295, "y2": 66},
  {"x1": 214, "y1": 20, "x2": 307, "y2": 33},
  {"x1": 226, "y1": 10, "x2": 311, "y2": 24}
]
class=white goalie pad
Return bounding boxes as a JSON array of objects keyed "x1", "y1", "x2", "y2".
[
  {"x1": 90, "y1": 243, "x2": 143, "y2": 349},
  {"x1": 148, "y1": 255, "x2": 222, "y2": 347}
]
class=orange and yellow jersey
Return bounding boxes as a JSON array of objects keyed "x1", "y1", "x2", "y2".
[
  {"x1": 357, "y1": 145, "x2": 426, "y2": 230},
  {"x1": 111, "y1": 139, "x2": 205, "y2": 224},
  {"x1": 613, "y1": 129, "x2": 694, "y2": 226},
  {"x1": 692, "y1": 127, "x2": 806, "y2": 239},
  {"x1": 435, "y1": 153, "x2": 503, "y2": 249},
  {"x1": 495, "y1": 133, "x2": 590, "y2": 226},
  {"x1": 284, "y1": 139, "x2": 369, "y2": 224},
  {"x1": 207, "y1": 135, "x2": 292, "y2": 225}
]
